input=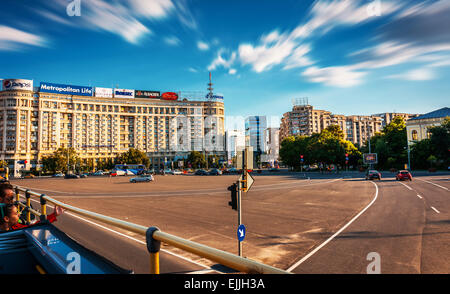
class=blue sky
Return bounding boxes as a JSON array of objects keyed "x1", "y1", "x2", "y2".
[{"x1": 1, "y1": 0, "x2": 449, "y2": 130}]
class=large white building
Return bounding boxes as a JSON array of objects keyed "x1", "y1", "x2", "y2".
[
  {"x1": 225, "y1": 130, "x2": 245, "y2": 161},
  {"x1": 0, "y1": 78, "x2": 226, "y2": 170}
]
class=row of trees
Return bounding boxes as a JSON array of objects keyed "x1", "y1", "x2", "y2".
[
  {"x1": 40, "y1": 148, "x2": 223, "y2": 174},
  {"x1": 279, "y1": 125, "x2": 361, "y2": 170},
  {"x1": 280, "y1": 116, "x2": 450, "y2": 171},
  {"x1": 41, "y1": 147, "x2": 150, "y2": 174}
]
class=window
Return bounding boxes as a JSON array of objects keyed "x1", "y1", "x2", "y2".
[{"x1": 411, "y1": 130, "x2": 418, "y2": 141}]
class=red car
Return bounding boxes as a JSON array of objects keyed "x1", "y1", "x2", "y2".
[{"x1": 396, "y1": 170, "x2": 412, "y2": 181}]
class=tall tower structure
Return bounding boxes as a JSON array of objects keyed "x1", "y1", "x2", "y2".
[{"x1": 207, "y1": 72, "x2": 214, "y2": 100}]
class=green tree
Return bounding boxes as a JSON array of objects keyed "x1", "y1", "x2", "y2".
[
  {"x1": 42, "y1": 147, "x2": 79, "y2": 173},
  {"x1": 187, "y1": 151, "x2": 206, "y2": 168},
  {"x1": 115, "y1": 148, "x2": 150, "y2": 167}
]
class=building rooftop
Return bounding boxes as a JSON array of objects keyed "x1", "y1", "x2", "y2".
[{"x1": 409, "y1": 107, "x2": 450, "y2": 121}]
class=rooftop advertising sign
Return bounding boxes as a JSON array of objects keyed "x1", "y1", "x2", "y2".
[
  {"x1": 2, "y1": 79, "x2": 33, "y2": 91},
  {"x1": 135, "y1": 90, "x2": 160, "y2": 99},
  {"x1": 95, "y1": 87, "x2": 113, "y2": 98},
  {"x1": 40, "y1": 82, "x2": 93, "y2": 96},
  {"x1": 161, "y1": 92, "x2": 178, "y2": 100},
  {"x1": 114, "y1": 88, "x2": 135, "y2": 98}
]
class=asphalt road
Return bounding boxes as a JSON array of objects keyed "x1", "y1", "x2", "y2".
[
  {"x1": 11, "y1": 171, "x2": 449, "y2": 274},
  {"x1": 289, "y1": 175, "x2": 449, "y2": 274}
]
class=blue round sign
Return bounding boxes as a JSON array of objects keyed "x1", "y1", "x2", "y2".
[{"x1": 237, "y1": 224, "x2": 246, "y2": 242}]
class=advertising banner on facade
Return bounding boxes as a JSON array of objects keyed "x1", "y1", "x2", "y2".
[
  {"x1": 114, "y1": 88, "x2": 135, "y2": 98},
  {"x1": 2, "y1": 79, "x2": 33, "y2": 91},
  {"x1": 135, "y1": 90, "x2": 160, "y2": 99},
  {"x1": 95, "y1": 87, "x2": 113, "y2": 98},
  {"x1": 161, "y1": 92, "x2": 178, "y2": 100},
  {"x1": 40, "y1": 82, "x2": 93, "y2": 96}
]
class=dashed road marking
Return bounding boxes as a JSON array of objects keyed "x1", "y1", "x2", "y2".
[{"x1": 431, "y1": 206, "x2": 440, "y2": 214}]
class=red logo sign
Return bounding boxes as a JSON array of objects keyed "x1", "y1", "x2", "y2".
[{"x1": 161, "y1": 92, "x2": 178, "y2": 100}]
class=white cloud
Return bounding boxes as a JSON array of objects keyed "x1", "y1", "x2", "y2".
[
  {"x1": 0, "y1": 25, "x2": 46, "y2": 50},
  {"x1": 164, "y1": 35, "x2": 181, "y2": 46},
  {"x1": 238, "y1": 31, "x2": 297, "y2": 72},
  {"x1": 197, "y1": 41, "x2": 209, "y2": 51},
  {"x1": 228, "y1": 68, "x2": 237, "y2": 75},
  {"x1": 387, "y1": 68, "x2": 435, "y2": 81},
  {"x1": 188, "y1": 67, "x2": 198, "y2": 73},
  {"x1": 302, "y1": 65, "x2": 367, "y2": 87},
  {"x1": 127, "y1": 0, "x2": 174, "y2": 18},
  {"x1": 207, "y1": 49, "x2": 236, "y2": 71}
]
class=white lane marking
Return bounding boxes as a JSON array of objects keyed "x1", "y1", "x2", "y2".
[
  {"x1": 417, "y1": 179, "x2": 449, "y2": 191},
  {"x1": 431, "y1": 206, "x2": 440, "y2": 214},
  {"x1": 27, "y1": 198, "x2": 216, "y2": 273},
  {"x1": 417, "y1": 195, "x2": 423, "y2": 199},
  {"x1": 399, "y1": 182, "x2": 413, "y2": 190},
  {"x1": 286, "y1": 181, "x2": 379, "y2": 272}
]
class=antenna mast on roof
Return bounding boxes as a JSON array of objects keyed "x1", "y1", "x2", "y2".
[{"x1": 207, "y1": 72, "x2": 214, "y2": 100}]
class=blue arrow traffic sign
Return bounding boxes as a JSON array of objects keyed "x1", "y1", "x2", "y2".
[{"x1": 237, "y1": 224, "x2": 246, "y2": 242}]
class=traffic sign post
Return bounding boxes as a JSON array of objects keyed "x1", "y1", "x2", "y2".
[{"x1": 229, "y1": 147, "x2": 255, "y2": 257}]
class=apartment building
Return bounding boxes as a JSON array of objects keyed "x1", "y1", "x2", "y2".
[
  {"x1": 280, "y1": 104, "x2": 382, "y2": 147},
  {"x1": 374, "y1": 112, "x2": 420, "y2": 128},
  {"x1": 0, "y1": 79, "x2": 225, "y2": 169}
]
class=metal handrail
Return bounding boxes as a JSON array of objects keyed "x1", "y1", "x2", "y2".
[{"x1": 14, "y1": 185, "x2": 290, "y2": 274}]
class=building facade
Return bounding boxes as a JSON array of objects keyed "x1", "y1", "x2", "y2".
[
  {"x1": 405, "y1": 107, "x2": 450, "y2": 146},
  {"x1": 262, "y1": 127, "x2": 280, "y2": 166},
  {"x1": 279, "y1": 104, "x2": 383, "y2": 147},
  {"x1": 225, "y1": 129, "x2": 245, "y2": 161},
  {"x1": 374, "y1": 112, "x2": 420, "y2": 128},
  {"x1": 0, "y1": 79, "x2": 226, "y2": 170},
  {"x1": 245, "y1": 116, "x2": 267, "y2": 154}
]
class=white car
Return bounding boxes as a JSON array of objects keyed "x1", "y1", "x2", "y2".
[
  {"x1": 130, "y1": 175, "x2": 154, "y2": 183},
  {"x1": 172, "y1": 169, "x2": 183, "y2": 175}
]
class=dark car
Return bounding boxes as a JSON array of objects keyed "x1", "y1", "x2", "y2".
[
  {"x1": 64, "y1": 174, "x2": 80, "y2": 179},
  {"x1": 194, "y1": 169, "x2": 208, "y2": 176},
  {"x1": 208, "y1": 169, "x2": 222, "y2": 176},
  {"x1": 269, "y1": 167, "x2": 280, "y2": 172},
  {"x1": 365, "y1": 170, "x2": 381, "y2": 180},
  {"x1": 396, "y1": 170, "x2": 412, "y2": 181}
]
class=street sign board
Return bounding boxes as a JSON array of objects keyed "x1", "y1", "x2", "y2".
[
  {"x1": 239, "y1": 173, "x2": 254, "y2": 192},
  {"x1": 363, "y1": 153, "x2": 378, "y2": 164},
  {"x1": 237, "y1": 224, "x2": 246, "y2": 242}
]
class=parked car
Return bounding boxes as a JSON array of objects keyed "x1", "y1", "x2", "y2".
[
  {"x1": 365, "y1": 170, "x2": 381, "y2": 180},
  {"x1": 52, "y1": 173, "x2": 64, "y2": 177},
  {"x1": 110, "y1": 172, "x2": 117, "y2": 177},
  {"x1": 64, "y1": 174, "x2": 80, "y2": 179},
  {"x1": 171, "y1": 169, "x2": 183, "y2": 175},
  {"x1": 80, "y1": 173, "x2": 89, "y2": 178},
  {"x1": 396, "y1": 170, "x2": 412, "y2": 181},
  {"x1": 130, "y1": 175, "x2": 153, "y2": 183},
  {"x1": 93, "y1": 171, "x2": 104, "y2": 176},
  {"x1": 23, "y1": 174, "x2": 35, "y2": 179},
  {"x1": 208, "y1": 169, "x2": 222, "y2": 176},
  {"x1": 269, "y1": 167, "x2": 280, "y2": 172},
  {"x1": 194, "y1": 169, "x2": 208, "y2": 176}
]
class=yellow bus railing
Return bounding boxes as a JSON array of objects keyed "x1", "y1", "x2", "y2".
[{"x1": 14, "y1": 185, "x2": 290, "y2": 274}]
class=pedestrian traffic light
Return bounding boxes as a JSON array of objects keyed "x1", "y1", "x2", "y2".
[{"x1": 227, "y1": 183, "x2": 237, "y2": 211}]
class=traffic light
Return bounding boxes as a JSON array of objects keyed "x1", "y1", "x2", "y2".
[
  {"x1": 227, "y1": 183, "x2": 237, "y2": 211},
  {"x1": 300, "y1": 155, "x2": 304, "y2": 163}
]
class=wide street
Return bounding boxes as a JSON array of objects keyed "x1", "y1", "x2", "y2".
[{"x1": 10, "y1": 170, "x2": 449, "y2": 274}]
